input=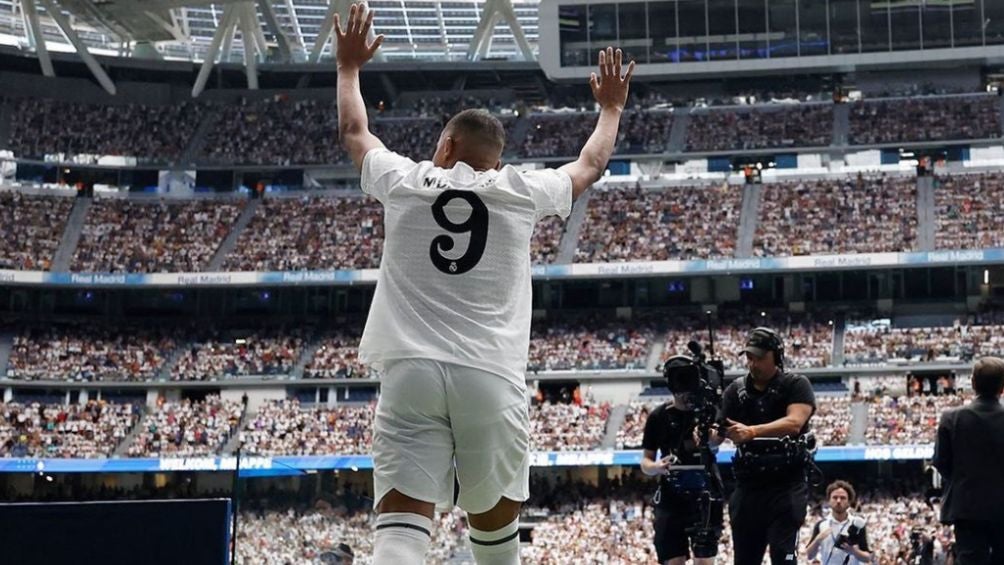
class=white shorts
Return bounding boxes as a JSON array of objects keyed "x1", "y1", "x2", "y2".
[{"x1": 372, "y1": 358, "x2": 530, "y2": 515}]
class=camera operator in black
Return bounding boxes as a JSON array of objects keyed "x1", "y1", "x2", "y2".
[
  {"x1": 641, "y1": 354, "x2": 724, "y2": 565},
  {"x1": 722, "y1": 327, "x2": 816, "y2": 565}
]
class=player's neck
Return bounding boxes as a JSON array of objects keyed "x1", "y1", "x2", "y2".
[
  {"x1": 750, "y1": 369, "x2": 780, "y2": 391},
  {"x1": 832, "y1": 510, "x2": 849, "y2": 522}
]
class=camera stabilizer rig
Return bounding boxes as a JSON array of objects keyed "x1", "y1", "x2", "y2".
[{"x1": 662, "y1": 337, "x2": 727, "y2": 554}]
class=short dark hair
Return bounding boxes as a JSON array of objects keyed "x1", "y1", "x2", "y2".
[
  {"x1": 826, "y1": 480, "x2": 856, "y2": 505},
  {"x1": 972, "y1": 357, "x2": 1004, "y2": 398},
  {"x1": 444, "y1": 109, "x2": 505, "y2": 156}
]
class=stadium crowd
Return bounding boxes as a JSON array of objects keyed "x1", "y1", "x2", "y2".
[
  {"x1": 662, "y1": 310, "x2": 834, "y2": 370},
  {"x1": 241, "y1": 399, "x2": 374, "y2": 456},
  {"x1": 575, "y1": 183, "x2": 742, "y2": 262},
  {"x1": 71, "y1": 198, "x2": 243, "y2": 273},
  {"x1": 685, "y1": 105, "x2": 833, "y2": 152},
  {"x1": 171, "y1": 328, "x2": 307, "y2": 381},
  {"x1": 844, "y1": 314, "x2": 1004, "y2": 365},
  {"x1": 754, "y1": 175, "x2": 918, "y2": 256},
  {"x1": 201, "y1": 98, "x2": 343, "y2": 166},
  {"x1": 521, "y1": 110, "x2": 674, "y2": 158},
  {"x1": 849, "y1": 95, "x2": 1001, "y2": 144},
  {"x1": 5, "y1": 97, "x2": 205, "y2": 162},
  {"x1": 224, "y1": 195, "x2": 384, "y2": 272},
  {"x1": 865, "y1": 393, "x2": 968, "y2": 445},
  {"x1": 303, "y1": 329, "x2": 370, "y2": 379},
  {"x1": 0, "y1": 400, "x2": 139, "y2": 458},
  {"x1": 527, "y1": 318, "x2": 652, "y2": 372},
  {"x1": 7, "y1": 325, "x2": 178, "y2": 382},
  {"x1": 127, "y1": 395, "x2": 243, "y2": 457},
  {"x1": 0, "y1": 190, "x2": 73, "y2": 271},
  {"x1": 935, "y1": 172, "x2": 1004, "y2": 250},
  {"x1": 529, "y1": 400, "x2": 611, "y2": 451}
]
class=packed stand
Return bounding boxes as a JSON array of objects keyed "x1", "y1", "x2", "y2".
[
  {"x1": 849, "y1": 95, "x2": 1001, "y2": 144},
  {"x1": 520, "y1": 113, "x2": 596, "y2": 158},
  {"x1": 575, "y1": 183, "x2": 742, "y2": 262},
  {"x1": 812, "y1": 395, "x2": 851, "y2": 446},
  {"x1": 127, "y1": 395, "x2": 243, "y2": 457},
  {"x1": 844, "y1": 313, "x2": 1004, "y2": 365},
  {"x1": 223, "y1": 195, "x2": 383, "y2": 271},
  {"x1": 0, "y1": 190, "x2": 74, "y2": 271},
  {"x1": 615, "y1": 400, "x2": 658, "y2": 449},
  {"x1": 71, "y1": 198, "x2": 243, "y2": 273},
  {"x1": 529, "y1": 400, "x2": 611, "y2": 451},
  {"x1": 865, "y1": 393, "x2": 968, "y2": 445},
  {"x1": 242, "y1": 399, "x2": 372, "y2": 456},
  {"x1": 370, "y1": 118, "x2": 444, "y2": 159},
  {"x1": 934, "y1": 172, "x2": 1004, "y2": 250},
  {"x1": 0, "y1": 400, "x2": 139, "y2": 458},
  {"x1": 521, "y1": 110, "x2": 673, "y2": 158},
  {"x1": 201, "y1": 98, "x2": 345, "y2": 166},
  {"x1": 385, "y1": 93, "x2": 516, "y2": 118},
  {"x1": 755, "y1": 175, "x2": 918, "y2": 257},
  {"x1": 527, "y1": 317, "x2": 652, "y2": 372},
  {"x1": 304, "y1": 330, "x2": 371, "y2": 379},
  {"x1": 235, "y1": 504, "x2": 467, "y2": 565},
  {"x1": 685, "y1": 105, "x2": 833, "y2": 152},
  {"x1": 530, "y1": 215, "x2": 565, "y2": 265},
  {"x1": 7, "y1": 325, "x2": 178, "y2": 382},
  {"x1": 662, "y1": 311, "x2": 834, "y2": 370},
  {"x1": 5, "y1": 97, "x2": 204, "y2": 162},
  {"x1": 171, "y1": 328, "x2": 307, "y2": 381},
  {"x1": 522, "y1": 499, "x2": 656, "y2": 564}
]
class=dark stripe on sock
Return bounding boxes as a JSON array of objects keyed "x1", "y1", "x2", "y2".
[
  {"x1": 376, "y1": 522, "x2": 431, "y2": 537},
  {"x1": 469, "y1": 531, "x2": 519, "y2": 546}
]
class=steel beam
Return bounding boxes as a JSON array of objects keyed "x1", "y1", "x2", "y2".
[
  {"x1": 21, "y1": 0, "x2": 54, "y2": 77},
  {"x1": 40, "y1": 0, "x2": 117, "y2": 94}
]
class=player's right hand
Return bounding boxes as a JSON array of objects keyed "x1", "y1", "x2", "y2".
[
  {"x1": 589, "y1": 47, "x2": 635, "y2": 112},
  {"x1": 334, "y1": 3, "x2": 384, "y2": 71}
]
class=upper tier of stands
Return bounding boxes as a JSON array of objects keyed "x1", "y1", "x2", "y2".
[{"x1": 3, "y1": 91, "x2": 999, "y2": 164}]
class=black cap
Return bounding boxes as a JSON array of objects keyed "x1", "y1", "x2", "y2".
[{"x1": 741, "y1": 327, "x2": 781, "y2": 358}]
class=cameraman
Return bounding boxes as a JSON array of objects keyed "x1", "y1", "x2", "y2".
[
  {"x1": 721, "y1": 327, "x2": 816, "y2": 565},
  {"x1": 806, "y1": 480, "x2": 872, "y2": 564},
  {"x1": 641, "y1": 355, "x2": 724, "y2": 565}
]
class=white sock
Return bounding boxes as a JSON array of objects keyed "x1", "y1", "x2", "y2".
[
  {"x1": 372, "y1": 512, "x2": 432, "y2": 565},
  {"x1": 469, "y1": 518, "x2": 520, "y2": 565}
]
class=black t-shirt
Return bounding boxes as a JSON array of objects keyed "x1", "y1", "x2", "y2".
[
  {"x1": 721, "y1": 371, "x2": 816, "y2": 435},
  {"x1": 641, "y1": 403, "x2": 703, "y2": 466}
]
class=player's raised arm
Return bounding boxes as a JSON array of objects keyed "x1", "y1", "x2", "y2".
[
  {"x1": 335, "y1": 3, "x2": 386, "y2": 170},
  {"x1": 559, "y1": 46, "x2": 635, "y2": 200}
]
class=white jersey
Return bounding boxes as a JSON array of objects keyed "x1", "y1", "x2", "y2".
[
  {"x1": 810, "y1": 515, "x2": 870, "y2": 565},
  {"x1": 358, "y1": 148, "x2": 573, "y2": 386}
]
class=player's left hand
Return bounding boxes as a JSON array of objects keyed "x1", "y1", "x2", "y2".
[
  {"x1": 725, "y1": 418, "x2": 757, "y2": 444},
  {"x1": 334, "y1": 3, "x2": 384, "y2": 71}
]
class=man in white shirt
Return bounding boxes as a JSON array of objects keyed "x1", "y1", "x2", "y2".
[
  {"x1": 334, "y1": 4, "x2": 634, "y2": 564},
  {"x1": 806, "y1": 480, "x2": 872, "y2": 564}
]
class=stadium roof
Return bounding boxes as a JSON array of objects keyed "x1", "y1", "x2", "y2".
[{"x1": 0, "y1": 0, "x2": 539, "y2": 94}]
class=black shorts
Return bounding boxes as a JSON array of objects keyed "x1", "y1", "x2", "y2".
[{"x1": 653, "y1": 497, "x2": 723, "y2": 562}]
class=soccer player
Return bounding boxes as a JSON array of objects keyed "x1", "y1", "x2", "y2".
[{"x1": 334, "y1": 4, "x2": 634, "y2": 563}]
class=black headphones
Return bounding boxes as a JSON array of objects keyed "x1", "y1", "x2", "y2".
[{"x1": 747, "y1": 326, "x2": 785, "y2": 368}]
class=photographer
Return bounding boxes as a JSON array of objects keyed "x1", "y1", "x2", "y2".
[
  {"x1": 641, "y1": 353, "x2": 725, "y2": 565},
  {"x1": 806, "y1": 480, "x2": 871, "y2": 564},
  {"x1": 721, "y1": 327, "x2": 816, "y2": 565}
]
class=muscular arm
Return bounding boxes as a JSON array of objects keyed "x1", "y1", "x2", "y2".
[
  {"x1": 334, "y1": 4, "x2": 386, "y2": 170},
  {"x1": 338, "y1": 67, "x2": 384, "y2": 170},
  {"x1": 560, "y1": 108, "x2": 622, "y2": 200},
  {"x1": 559, "y1": 46, "x2": 634, "y2": 200},
  {"x1": 726, "y1": 404, "x2": 813, "y2": 444}
]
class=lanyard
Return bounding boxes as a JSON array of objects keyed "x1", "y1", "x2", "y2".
[{"x1": 824, "y1": 519, "x2": 850, "y2": 565}]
